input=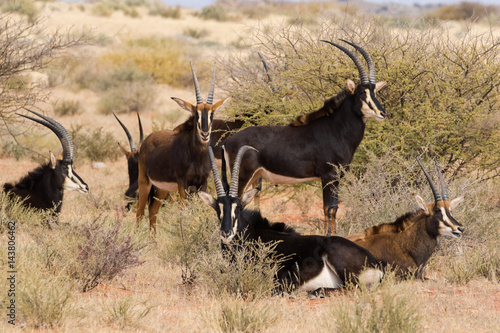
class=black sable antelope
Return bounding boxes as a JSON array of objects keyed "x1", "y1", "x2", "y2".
[
  {"x1": 113, "y1": 112, "x2": 152, "y2": 210},
  {"x1": 198, "y1": 146, "x2": 383, "y2": 293},
  {"x1": 3, "y1": 109, "x2": 89, "y2": 214},
  {"x1": 346, "y1": 158, "x2": 465, "y2": 278},
  {"x1": 223, "y1": 40, "x2": 388, "y2": 236},
  {"x1": 136, "y1": 63, "x2": 229, "y2": 233}
]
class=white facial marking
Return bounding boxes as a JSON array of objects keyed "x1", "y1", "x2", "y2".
[
  {"x1": 361, "y1": 89, "x2": 384, "y2": 121},
  {"x1": 438, "y1": 207, "x2": 461, "y2": 238},
  {"x1": 63, "y1": 165, "x2": 88, "y2": 193}
]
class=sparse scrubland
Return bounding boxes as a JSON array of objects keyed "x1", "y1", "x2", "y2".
[{"x1": 1, "y1": 1, "x2": 500, "y2": 331}]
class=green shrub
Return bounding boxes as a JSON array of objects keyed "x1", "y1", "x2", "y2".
[
  {"x1": 0, "y1": 0, "x2": 39, "y2": 22},
  {"x1": 52, "y1": 99, "x2": 83, "y2": 116},
  {"x1": 434, "y1": 2, "x2": 499, "y2": 21},
  {"x1": 101, "y1": 295, "x2": 155, "y2": 329},
  {"x1": 148, "y1": 2, "x2": 181, "y2": 19},
  {"x1": 219, "y1": 15, "x2": 500, "y2": 179},
  {"x1": 199, "y1": 6, "x2": 230, "y2": 21},
  {"x1": 97, "y1": 81, "x2": 155, "y2": 115},
  {"x1": 183, "y1": 27, "x2": 210, "y2": 39},
  {"x1": 71, "y1": 126, "x2": 121, "y2": 162}
]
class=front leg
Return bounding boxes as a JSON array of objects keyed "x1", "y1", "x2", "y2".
[{"x1": 321, "y1": 176, "x2": 339, "y2": 236}]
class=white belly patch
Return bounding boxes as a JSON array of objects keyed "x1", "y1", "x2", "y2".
[
  {"x1": 150, "y1": 180, "x2": 178, "y2": 192},
  {"x1": 258, "y1": 168, "x2": 319, "y2": 185},
  {"x1": 299, "y1": 255, "x2": 343, "y2": 291}
]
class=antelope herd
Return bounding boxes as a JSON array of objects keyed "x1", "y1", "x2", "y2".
[{"x1": 2, "y1": 40, "x2": 466, "y2": 293}]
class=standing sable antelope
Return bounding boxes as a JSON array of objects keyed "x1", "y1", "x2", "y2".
[
  {"x1": 223, "y1": 39, "x2": 388, "y2": 236},
  {"x1": 3, "y1": 109, "x2": 88, "y2": 214},
  {"x1": 136, "y1": 63, "x2": 230, "y2": 233},
  {"x1": 346, "y1": 158, "x2": 465, "y2": 278},
  {"x1": 199, "y1": 146, "x2": 383, "y2": 292}
]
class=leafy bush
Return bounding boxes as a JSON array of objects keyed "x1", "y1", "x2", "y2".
[
  {"x1": 0, "y1": 0, "x2": 39, "y2": 22},
  {"x1": 183, "y1": 27, "x2": 210, "y2": 39},
  {"x1": 148, "y1": 2, "x2": 181, "y2": 19},
  {"x1": 433, "y1": 2, "x2": 499, "y2": 21},
  {"x1": 219, "y1": 15, "x2": 500, "y2": 179},
  {"x1": 199, "y1": 6, "x2": 230, "y2": 21},
  {"x1": 52, "y1": 99, "x2": 83, "y2": 116},
  {"x1": 71, "y1": 126, "x2": 121, "y2": 162}
]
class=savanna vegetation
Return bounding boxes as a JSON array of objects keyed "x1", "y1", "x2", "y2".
[{"x1": 1, "y1": 0, "x2": 499, "y2": 331}]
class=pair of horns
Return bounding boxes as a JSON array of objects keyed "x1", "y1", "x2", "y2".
[
  {"x1": 113, "y1": 112, "x2": 143, "y2": 152},
  {"x1": 416, "y1": 157, "x2": 450, "y2": 202},
  {"x1": 18, "y1": 108, "x2": 74, "y2": 164},
  {"x1": 208, "y1": 145, "x2": 256, "y2": 198},
  {"x1": 321, "y1": 39, "x2": 376, "y2": 85},
  {"x1": 191, "y1": 62, "x2": 216, "y2": 105}
]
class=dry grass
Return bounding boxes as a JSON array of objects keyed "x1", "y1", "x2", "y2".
[{"x1": 1, "y1": 2, "x2": 500, "y2": 332}]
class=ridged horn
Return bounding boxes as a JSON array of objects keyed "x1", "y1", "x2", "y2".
[
  {"x1": 20, "y1": 108, "x2": 73, "y2": 163},
  {"x1": 321, "y1": 39, "x2": 369, "y2": 84},
  {"x1": 113, "y1": 113, "x2": 136, "y2": 152},
  {"x1": 190, "y1": 62, "x2": 203, "y2": 105},
  {"x1": 206, "y1": 63, "x2": 216, "y2": 105},
  {"x1": 416, "y1": 157, "x2": 442, "y2": 202},
  {"x1": 258, "y1": 52, "x2": 278, "y2": 94},
  {"x1": 208, "y1": 146, "x2": 226, "y2": 198},
  {"x1": 137, "y1": 111, "x2": 144, "y2": 145},
  {"x1": 434, "y1": 158, "x2": 449, "y2": 201},
  {"x1": 339, "y1": 39, "x2": 376, "y2": 84},
  {"x1": 228, "y1": 145, "x2": 258, "y2": 198}
]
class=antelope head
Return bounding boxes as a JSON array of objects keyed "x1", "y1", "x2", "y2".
[
  {"x1": 199, "y1": 145, "x2": 258, "y2": 244},
  {"x1": 171, "y1": 63, "x2": 230, "y2": 144},
  {"x1": 322, "y1": 39, "x2": 387, "y2": 122},
  {"x1": 114, "y1": 111, "x2": 143, "y2": 160},
  {"x1": 415, "y1": 158, "x2": 465, "y2": 238},
  {"x1": 19, "y1": 109, "x2": 89, "y2": 194}
]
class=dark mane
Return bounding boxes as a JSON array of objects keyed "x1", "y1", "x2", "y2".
[
  {"x1": 289, "y1": 90, "x2": 347, "y2": 126},
  {"x1": 243, "y1": 210, "x2": 299, "y2": 234},
  {"x1": 4, "y1": 164, "x2": 53, "y2": 191},
  {"x1": 364, "y1": 211, "x2": 419, "y2": 236}
]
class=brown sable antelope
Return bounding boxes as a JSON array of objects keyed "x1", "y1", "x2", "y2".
[
  {"x1": 346, "y1": 158, "x2": 465, "y2": 278},
  {"x1": 3, "y1": 109, "x2": 89, "y2": 214},
  {"x1": 198, "y1": 146, "x2": 383, "y2": 293},
  {"x1": 136, "y1": 63, "x2": 230, "y2": 233},
  {"x1": 223, "y1": 39, "x2": 388, "y2": 236}
]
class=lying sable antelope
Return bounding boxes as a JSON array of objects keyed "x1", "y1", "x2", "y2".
[
  {"x1": 3, "y1": 109, "x2": 88, "y2": 214},
  {"x1": 346, "y1": 158, "x2": 465, "y2": 278},
  {"x1": 113, "y1": 112, "x2": 156, "y2": 210},
  {"x1": 136, "y1": 63, "x2": 230, "y2": 233},
  {"x1": 198, "y1": 146, "x2": 383, "y2": 293},
  {"x1": 223, "y1": 39, "x2": 388, "y2": 236}
]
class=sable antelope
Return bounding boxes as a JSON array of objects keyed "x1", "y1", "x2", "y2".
[
  {"x1": 136, "y1": 63, "x2": 230, "y2": 233},
  {"x1": 198, "y1": 146, "x2": 383, "y2": 293},
  {"x1": 223, "y1": 40, "x2": 388, "y2": 235},
  {"x1": 3, "y1": 109, "x2": 88, "y2": 214},
  {"x1": 113, "y1": 112, "x2": 157, "y2": 210},
  {"x1": 346, "y1": 158, "x2": 465, "y2": 278}
]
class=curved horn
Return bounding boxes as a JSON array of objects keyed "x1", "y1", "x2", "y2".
[
  {"x1": 228, "y1": 145, "x2": 258, "y2": 198},
  {"x1": 339, "y1": 39, "x2": 376, "y2": 84},
  {"x1": 434, "y1": 158, "x2": 449, "y2": 201},
  {"x1": 416, "y1": 157, "x2": 442, "y2": 202},
  {"x1": 137, "y1": 112, "x2": 144, "y2": 145},
  {"x1": 208, "y1": 147, "x2": 225, "y2": 198},
  {"x1": 190, "y1": 62, "x2": 203, "y2": 105},
  {"x1": 206, "y1": 63, "x2": 216, "y2": 105},
  {"x1": 258, "y1": 52, "x2": 278, "y2": 94},
  {"x1": 21, "y1": 108, "x2": 73, "y2": 163},
  {"x1": 113, "y1": 113, "x2": 136, "y2": 152},
  {"x1": 321, "y1": 40, "x2": 369, "y2": 85}
]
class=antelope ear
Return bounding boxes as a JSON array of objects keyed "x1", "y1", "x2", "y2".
[
  {"x1": 375, "y1": 81, "x2": 387, "y2": 92},
  {"x1": 198, "y1": 191, "x2": 217, "y2": 209},
  {"x1": 49, "y1": 152, "x2": 57, "y2": 169},
  {"x1": 450, "y1": 196, "x2": 464, "y2": 211},
  {"x1": 212, "y1": 97, "x2": 231, "y2": 112},
  {"x1": 171, "y1": 97, "x2": 195, "y2": 112},
  {"x1": 346, "y1": 79, "x2": 356, "y2": 95},
  {"x1": 413, "y1": 193, "x2": 429, "y2": 215},
  {"x1": 241, "y1": 188, "x2": 258, "y2": 208},
  {"x1": 118, "y1": 142, "x2": 129, "y2": 156}
]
